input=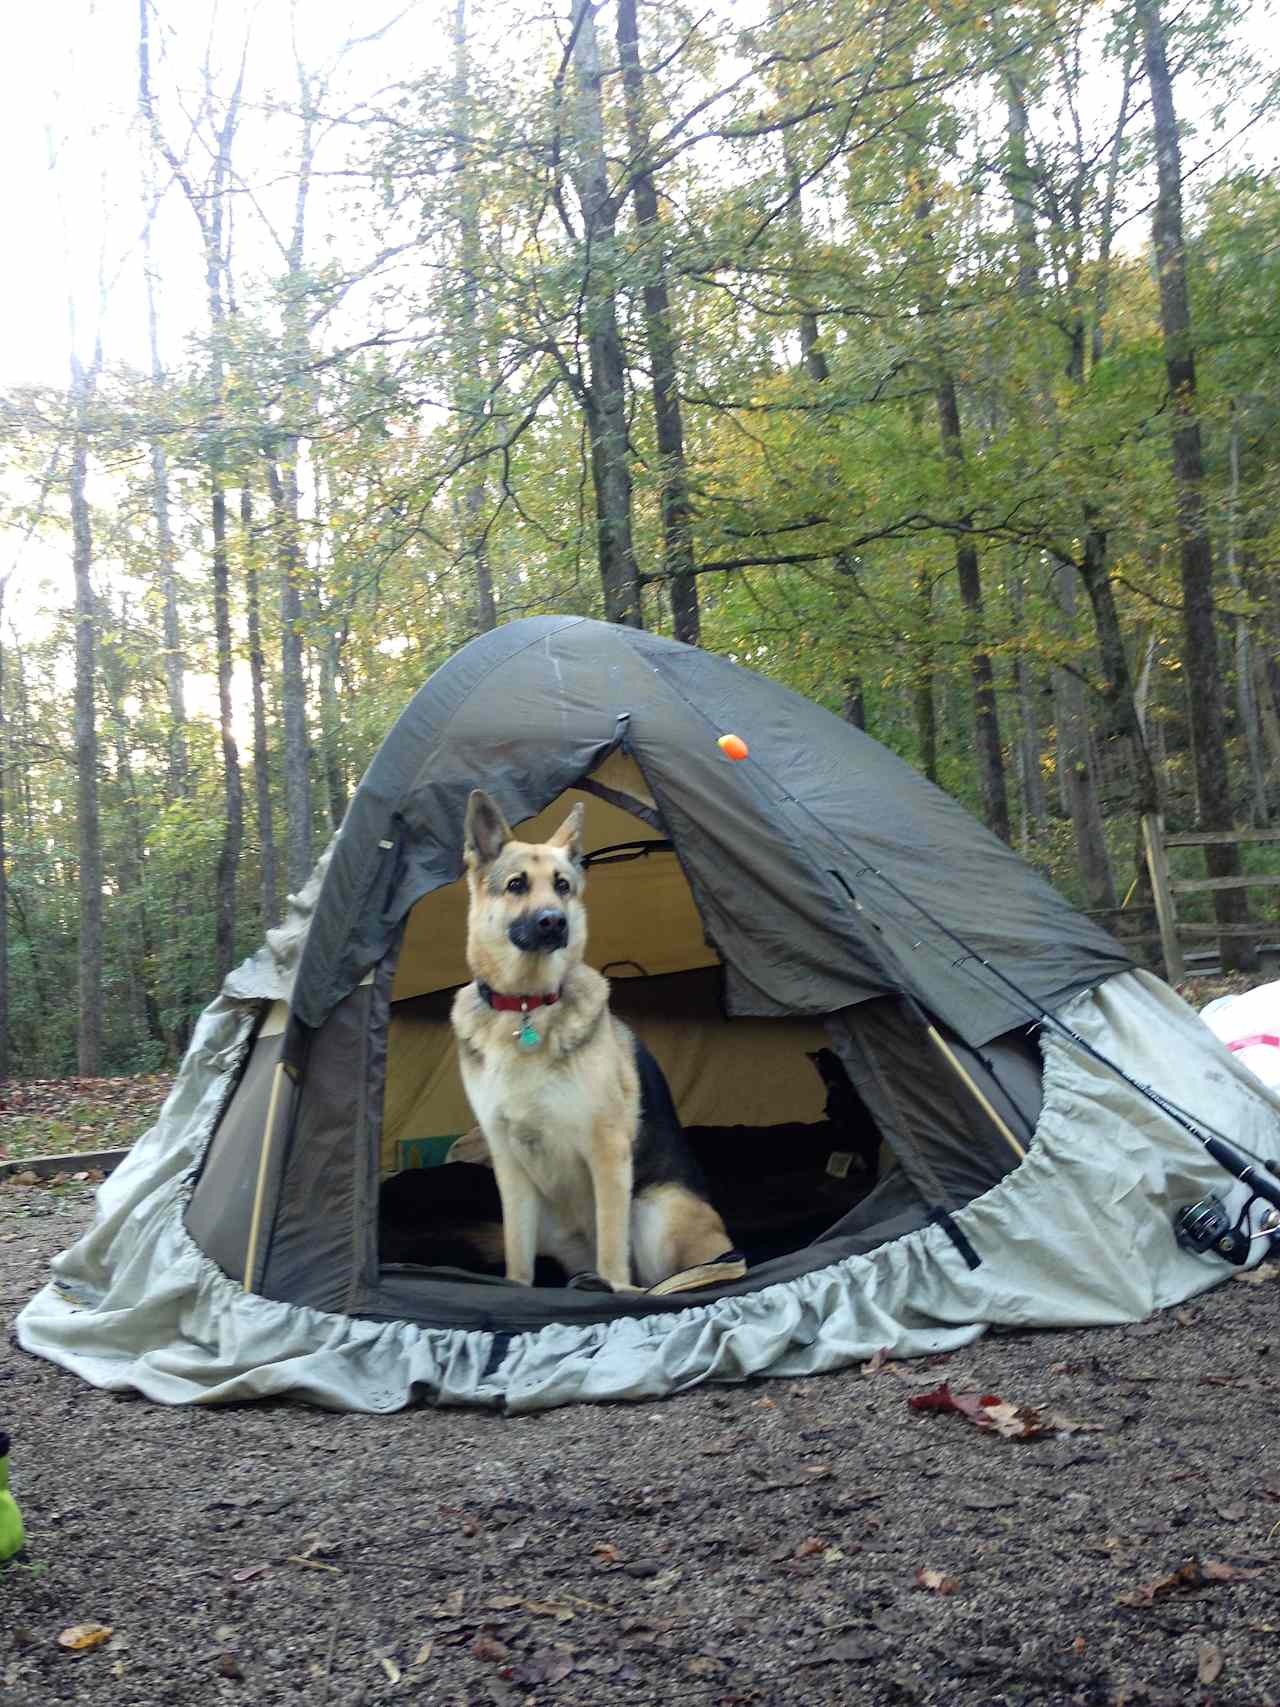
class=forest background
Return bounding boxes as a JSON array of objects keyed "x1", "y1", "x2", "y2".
[{"x1": 0, "y1": 0, "x2": 1278, "y2": 1080}]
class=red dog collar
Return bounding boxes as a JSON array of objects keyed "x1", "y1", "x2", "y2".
[{"x1": 477, "y1": 983, "x2": 560, "y2": 1013}]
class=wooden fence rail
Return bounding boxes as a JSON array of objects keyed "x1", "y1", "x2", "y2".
[{"x1": 1141, "y1": 814, "x2": 1280, "y2": 980}]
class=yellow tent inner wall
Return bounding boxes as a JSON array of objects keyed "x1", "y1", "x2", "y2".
[{"x1": 380, "y1": 754, "x2": 829, "y2": 1173}]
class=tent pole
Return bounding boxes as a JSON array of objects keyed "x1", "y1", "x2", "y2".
[
  {"x1": 921, "y1": 1023, "x2": 1027, "y2": 1163},
  {"x1": 243, "y1": 1062, "x2": 289, "y2": 1291}
]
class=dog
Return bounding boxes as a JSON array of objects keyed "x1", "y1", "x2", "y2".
[{"x1": 450, "y1": 789, "x2": 739, "y2": 1292}]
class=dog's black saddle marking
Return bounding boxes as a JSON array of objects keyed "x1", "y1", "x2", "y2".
[{"x1": 631, "y1": 1039, "x2": 710, "y2": 1198}]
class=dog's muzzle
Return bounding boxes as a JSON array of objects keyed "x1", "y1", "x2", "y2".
[{"x1": 508, "y1": 908, "x2": 568, "y2": 952}]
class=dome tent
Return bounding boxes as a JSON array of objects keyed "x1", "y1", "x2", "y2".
[{"x1": 18, "y1": 615, "x2": 1280, "y2": 1412}]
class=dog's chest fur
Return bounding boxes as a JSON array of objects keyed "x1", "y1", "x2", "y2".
[{"x1": 452, "y1": 969, "x2": 633, "y2": 1207}]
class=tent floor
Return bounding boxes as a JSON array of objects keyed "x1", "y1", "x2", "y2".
[{"x1": 378, "y1": 1120, "x2": 877, "y2": 1282}]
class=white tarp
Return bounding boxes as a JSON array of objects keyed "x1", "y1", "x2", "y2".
[
  {"x1": 1201, "y1": 979, "x2": 1280, "y2": 1092},
  {"x1": 16, "y1": 957, "x2": 1280, "y2": 1412}
]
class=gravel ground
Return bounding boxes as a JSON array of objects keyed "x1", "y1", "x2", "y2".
[{"x1": 3, "y1": 1182, "x2": 1279, "y2": 1707}]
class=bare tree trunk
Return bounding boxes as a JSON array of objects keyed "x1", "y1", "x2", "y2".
[
  {"x1": 914, "y1": 567, "x2": 938, "y2": 783},
  {"x1": 450, "y1": 0, "x2": 497, "y2": 634},
  {"x1": 210, "y1": 467, "x2": 243, "y2": 982},
  {"x1": 70, "y1": 344, "x2": 103, "y2": 1074},
  {"x1": 1139, "y1": 0, "x2": 1251, "y2": 967},
  {"x1": 1009, "y1": 570, "x2": 1047, "y2": 842},
  {"x1": 569, "y1": 0, "x2": 641, "y2": 627},
  {"x1": 933, "y1": 376, "x2": 1011, "y2": 842},
  {"x1": 615, "y1": 0, "x2": 698, "y2": 645},
  {"x1": 139, "y1": 4, "x2": 189, "y2": 802},
  {"x1": 315, "y1": 627, "x2": 347, "y2": 831},
  {"x1": 1225, "y1": 410, "x2": 1267, "y2": 825},
  {"x1": 142, "y1": 2, "x2": 248, "y2": 982},
  {"x1": 1051, "y1": 564, "x2": 1118, "y2": 908},
  {"x1": 103, "y1": 623, "x2": 165, "y2": 1049},
  {"x1": 910, "y1": 177, "x2": 1010, "y2": 840},
  {"x1": 242, "y1": 486, "x2": 279, "y2": 930},
  {"x1": 265, "y1": 453, "x2": 312, "y2": 893}
]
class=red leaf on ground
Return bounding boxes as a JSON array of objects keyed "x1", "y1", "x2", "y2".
[{"x1": 908, "y1": 1383, "x2": 1098, "y2": 1440}]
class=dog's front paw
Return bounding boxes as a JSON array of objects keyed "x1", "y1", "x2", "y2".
[{"x1": 566, "y1": 1270, "x2": 642, "y2": 1294}]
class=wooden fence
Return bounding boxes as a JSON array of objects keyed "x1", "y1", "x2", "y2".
[{"x1": 1140, "y1": 814, "x2": 1280, "y2": 980}]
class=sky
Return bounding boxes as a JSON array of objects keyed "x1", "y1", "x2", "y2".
[{"x1": 0, "y1": 0, "x2": 428, "y2": 390}]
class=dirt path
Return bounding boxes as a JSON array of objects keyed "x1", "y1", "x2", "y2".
[{"x1": 3, "y1": 1182, "x2": 1279, "y2": 1707}]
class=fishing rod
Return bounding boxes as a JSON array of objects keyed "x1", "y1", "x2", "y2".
[{"x1": 832, "y1": 860, "x2": 1280, "y2": 1260}]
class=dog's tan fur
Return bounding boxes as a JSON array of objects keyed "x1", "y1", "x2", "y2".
[{"x1": 450, "y1": 790, "x2": 733, "y2": 1290}]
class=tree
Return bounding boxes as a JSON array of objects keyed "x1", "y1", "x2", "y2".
[
  {"x1": 1139, "y1": 0, "x2": 1252, "y2": 968},
  {"x1": 616, "y1": 0, "x2": 699, "y2": 644},
  {"x1": 567, "y1": 0, "x2": 641, "y2": 626},
  {"x1": 68, "y1": 332, "x2": 104, "y2": 1075}
]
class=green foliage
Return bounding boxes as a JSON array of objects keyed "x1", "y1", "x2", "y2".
[{"x1": 1, "y1": 0, "x2": 1278, "y2": 1075}]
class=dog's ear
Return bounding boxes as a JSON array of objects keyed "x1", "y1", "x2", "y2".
[
  {"x1": 548, "y1": 801, "x2": 584, "y2": 864},
  {"x1": 464, "y1": 790, "x2": 512, "y2": 867}
]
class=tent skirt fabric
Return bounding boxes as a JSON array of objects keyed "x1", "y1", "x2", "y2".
[{"x1": 16, "y1": 969, "x2": 1280, "y2": 1413}]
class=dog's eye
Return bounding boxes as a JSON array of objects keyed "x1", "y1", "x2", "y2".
[
  {"x1": 506, "y1": 874, "x2": 528, "y2": 895},
  {"x1": 553, "y1": 875, "x2": 571, "y2": 897}
]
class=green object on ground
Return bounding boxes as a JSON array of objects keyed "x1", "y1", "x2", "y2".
[{"x1": 0, "y1": 1430, "x2": 25, "y2": 1562}]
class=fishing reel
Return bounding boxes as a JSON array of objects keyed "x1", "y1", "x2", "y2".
[{"x1": 1175, "y1": 1195, "x2": 1280, "y2": 1266}]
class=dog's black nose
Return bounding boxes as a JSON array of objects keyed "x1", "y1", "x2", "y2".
[
  {"x1": 533, "y1": 908, "x2": 568, "y2": 947},
  {"x1": 508, "y1": 908, "x2": 568, "y2": 952}
]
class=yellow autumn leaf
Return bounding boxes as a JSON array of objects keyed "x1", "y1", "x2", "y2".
[{"x1": 57, "y1": 1623, "x2": 114, "y2": 1652}]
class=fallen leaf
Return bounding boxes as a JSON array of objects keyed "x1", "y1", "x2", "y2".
[
  {"x1": 511, "y1": 1648, "x2": 575, "y2": 1685},
  {"x1": 751, "y1": 1396, "x2": 776, "y2": 1410},
  {"x1": 915, "y1": 1567, "x2": 959, "y2": 1595},
  {"x1": 1232, "y1": 1263, "x2": 1279, "y2": 1286},
  {"x1": 860, "y1": 1346, "x2": 890, "y2": 1376},
  {"x1": 230, "y1": 1564, "x2": 270, "y2": 1584},
  {"x1": 978, "y1": 1400, "x2": 1054, "y2": 1441},
  {"x1": 486, "y1": 1595, "x2": 524, "y2": 1610},
  {"x1": 380, "y1": 1656, "x2": 402, "y2": 1684},
  {"x1": 435, "y1": 1589, "x2": 465, "y2": 1617},
  {"x1": 288, "y1": 1555, "x2": 342, "y2": 1573},
  {"x1": 524, "y1": 1599, "x2": 575, "y2": 1622},
  {"x1": 909, "y1": 1383, "x2": 1100, "y2": 1441},
  {"x1": 646, "y1": 1567, "x2": 684, "y2": 1592},
  {"x1": 57, "y1": 1624, "x2": 114, "y2": 1652},
  {"x1": 1201, "y1": 1560, "x2": 1263, "y2": 1583},
  {"x1": 413, "y1": 1640, "x2": 434, "y2": 1666},
  {"x1": 1198, "y1": 1643, "x2": 1223, "y2": 1685},
  {"x1": 591, "y1": 1542, "x2": 624, "y2": 1567},
  {"x1": 794, "y1": 1536, "x2": 826, "y2": 1558},
  {"x1": 1117, "y1": 1556, "x2": 1262, "y2": 1606},
  {"x1": 471, "y1": 1634, "x2": 509, "y2": 1664}
]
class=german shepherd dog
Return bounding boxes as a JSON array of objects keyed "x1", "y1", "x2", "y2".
[{"x1": 451, "y1": 790, "x2": 739, "y2": 1292}]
